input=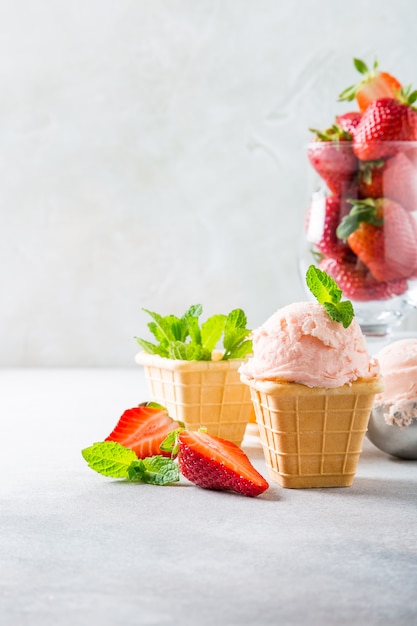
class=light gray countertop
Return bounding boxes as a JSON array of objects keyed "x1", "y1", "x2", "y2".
[{"x1": 1, "y1": 367, "x2": 416, "y2": 626}]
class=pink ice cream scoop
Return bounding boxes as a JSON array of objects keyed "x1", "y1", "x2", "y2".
[
  {"x1": 373, "y1": 338, "x2": 417, "y2": 427},
  {"x1": 367, "y1": 338, "x2": 417, "y2": 459},
  {"x1": 239, "y1": 301, "x2": 378, "y2": 388}
]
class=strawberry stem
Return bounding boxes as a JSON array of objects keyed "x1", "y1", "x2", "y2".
[{"x1": 336, "y1": 199, "x2": 384, "y2": 239}]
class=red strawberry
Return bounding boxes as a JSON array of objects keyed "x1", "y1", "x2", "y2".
[
  {"x1": 319, "y1": 257, "x2": 408, "y2": 302},
  {"x1": 336, "y1": 111, "x2": 362, "y2": 136},
  {"x1": 353, "y1": 96, "x2": 417, "y2": 161},
  {"x1": 338, "y1": 58, "x2": 402, "y2": 113},
  {"x1": 308, "y1": 125, "x2": 358, "y2": 195},
  {"x1": 358, "y1": 152, "x2": 417, "y2": 211},
  {"x1": 177, "y1": 430, "x2": 269, "y2": 497},
  {"x1": 105, "y1": 405, "x2": 179, "y2": 459},
  {"x1": 337, "y1": 199, "x2": 417, "y2": 281},
  {"x1": 305, "y1": 195, "x2": 352, "y2": 260}
]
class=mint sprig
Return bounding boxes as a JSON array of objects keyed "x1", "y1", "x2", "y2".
[
  {"x1": 306, "y1": 265, "x2": 354, "y2": 328},
  {"x1": 81, "y1": 441, "x2": 179, "y2": 485},
  {"x1": 135, "y1": 305, "x2": 252, "y2": 361}
]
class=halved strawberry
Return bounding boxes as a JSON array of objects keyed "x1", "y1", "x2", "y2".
[
  {"x1": 308, "y1": 125, "x2": 358, "y2": 195},
  {"x1": 319, "y1": 257, "x2": 408, "y2": 302},
  {"x1": 105, "y1": 405, "x2": 179, "y2": 459},
  {"x1": 338, "y1": 58, "x2": 402, "y2": 113},
  {"x1": 177, "y1": 430, "x2": 269, "y2": 497},
  {"x1": 358, "y1": 152, "x2": 417, "y2": 211},
  {"x1": 353, "y1": 95, "x2": 417, "y2": 161},
  {"x1": 337, "y1": 199, "x2": 417, "y2": 282}
]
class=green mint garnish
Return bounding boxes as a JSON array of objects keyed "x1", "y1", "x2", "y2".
[
  {"x1": 81, "y1": 441, "x2": 179, "y2": 485},
  {"x1": 127, "y1": 456, "x2": 180, "y2": 485},
  {"x1": 306, "y1": 265, "x2": 354, "y2": 328},
  {"x1": 135, "y1": 304, "x2": 252, "y2": 361}
]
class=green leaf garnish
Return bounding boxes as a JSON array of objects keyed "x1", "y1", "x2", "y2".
[
  {"x1": 127, "y1": 456, "x2": 179, "y2": 485},
  {"x1": 135, "y1": 305, "x2": 252, "y2": 361},
  {"x1": 159, "y1": 428, "x2": 182, "y2": 457},
  {"x1": 306, "y1": 265, "x2": 354, "y2": 328},
  {"x1": 82, "y1": 441, "x2": 138, "y2": 478},
  {"x1": 81, "y1": 441, "x2": 179, "y2": 485}
]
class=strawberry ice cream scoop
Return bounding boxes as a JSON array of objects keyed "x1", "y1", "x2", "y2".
[
  {"x1": 373, "y1": 339, "x2": 417, "y2": 427},
  {"x1": 239, "y1": 301, "x2": 378, "y2": 388}
]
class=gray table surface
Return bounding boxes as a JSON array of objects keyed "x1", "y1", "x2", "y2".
[{"x1": 1, "y1": 367, "x2": 416, "y2": 626}]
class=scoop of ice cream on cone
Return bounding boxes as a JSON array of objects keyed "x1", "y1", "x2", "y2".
[
  {"x1": 240, "y1": 266, "x2": 382, "y2": 488},
  {"x1": 240, "y1": 301, "x2": 378, "y2": 388}
]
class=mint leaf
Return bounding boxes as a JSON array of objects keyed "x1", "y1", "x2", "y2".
[
  {"x1": 306, "y1": 265, "x2": 342, "y2": 304},
  {"x1": 127, "y1": 456, "x2": 179, "y2": 485},
  {"x1": 226, "y1": 339, "x2": 253, "y2": 359},
  {"x1": 201, "y1": 314, "x2": 226, "y2": 352},
  {"x1": 306, "y1": 265, "x2": 354, "y2": 328},
  {"x1": 135, "y1": 337, "x2": 167, "y2": 357},
  {"x1": 187, "y1": 315, "x2": 202, "y2": 345},
  {"x1": 324, "y1": 301, "x2": 355, "y2": 328},
  {"x1": 143, "y1": 309, "x2": 176, "y2": 343},
  {"x1": 168, "y1": 341, "x2": 211, "y2": 361},
  {"x1": 136, "y1": 305, "x2": 252, "y2": 361},
  {"x1": 222, "y1": 309, "x2": 252, "y2": 359},
  {"x1": 82, "y1": 442, "x2": 179, "y2": 485},
  {"x1": 82, "y1": 441, "x2": 138, "y2": 478}
]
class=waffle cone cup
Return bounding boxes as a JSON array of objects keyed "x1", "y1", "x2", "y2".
[
  {"x1": 240, "y1": 374, "x2": 383, "y2": 488},
  {"x1": 136, "y1": 351, "x2": 252, "y2": 446}
]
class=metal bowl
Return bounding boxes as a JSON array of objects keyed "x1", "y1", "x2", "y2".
[{"x1": 367, "y1": 406, "x2": 417, "y2": 460}]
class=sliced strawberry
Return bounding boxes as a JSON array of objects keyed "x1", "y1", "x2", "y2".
[
  {"x1": 177, "y1": 430, "x2": 269, "y2": 497},
  {"x1": 353, "y1": 96, "x2": 417, "y2": 161},
  {"x1": 105, "y1": 405, "x2": 179, "y2": 459},
  {"x1": 338, "y1": 58, "x2": 402, "y2": 113},
  {"x1": 319, "y1": 257, "x2": 408, "y2": 302},
  {"x1": 336, "y1": 111, "x2": 362, "y2": 136},
  {"x1": 308, "y1": 125, "x2": 358, "y2": 195},
  {"x1": 337, "y1": 199, "x2": 417, "y2": 282},
  {"x1": 358, "y1": 152, "x2": 417, "y2": 211}
]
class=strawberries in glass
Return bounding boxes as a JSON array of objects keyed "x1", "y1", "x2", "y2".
[{"x1": 306, "y1": 57, "x2": 417, "y2": 303}]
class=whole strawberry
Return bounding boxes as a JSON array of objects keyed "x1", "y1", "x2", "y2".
[
  {"x1": 176, "y1": 430, "x2": 269, "y2": 497},
  {"x1": 319, "y1": 257, "x2": 408, "y2": 302},
  {"x1": 336, "y1": 111, "x2": 362, "y2": 137},
  {"x1": 339, "y1": 57, "x2": 402, "y2": 113},
  {"x1": 305, "y1": 195, "x2": 353, "y2": 260},
  {"x1": 358, "y1": 152, "x2": 417, "y2": 212},
  {"x1": 337, "y1": 198, "x2": 417, "y2": 282},
  {"x1": 353, "y1": 94, "x2": 417, "y2": 161},
  {"x1": 308, "y1": 124, "x2": 358, "y2": 195}
]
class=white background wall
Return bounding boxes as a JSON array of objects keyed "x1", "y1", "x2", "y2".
[{"x1": 2, "y1": 0, "x2": 417, "y2": 366}]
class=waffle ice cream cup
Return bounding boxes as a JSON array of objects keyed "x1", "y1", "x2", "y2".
[
  {"x1": 136, "y1": 351, "x2": 252, "y2": 446},
  {"x1": 241, "y1": 375, "x2": 383, "y2": 488}
]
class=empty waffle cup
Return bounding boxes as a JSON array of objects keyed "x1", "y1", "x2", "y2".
[
  {"x1": 136, "y1": 351, "x2": 253, "y2": 446},
  {"x1": 240, "y1": 375, "x2": 383, "y2": 488}
]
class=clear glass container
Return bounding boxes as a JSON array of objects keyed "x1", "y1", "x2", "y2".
[{"x1": 299, "y1": 140, "x2": 417, "y2": 337}]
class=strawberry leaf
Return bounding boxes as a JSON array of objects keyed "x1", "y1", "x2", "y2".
[
  {"x1": 336, "y1": 200, "x2": 384, "y2": 240},
  {"x1": 160, "y1": 428, "x2": 182, "y2": 457}
]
